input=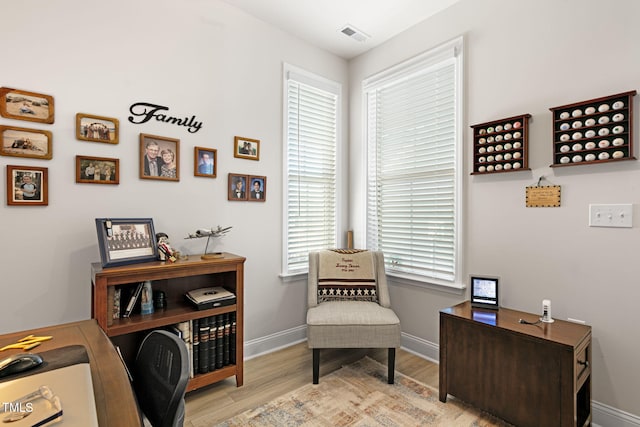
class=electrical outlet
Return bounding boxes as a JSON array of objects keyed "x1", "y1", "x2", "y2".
[{"x1": 589, "y1": 204, "x2": 632, "y2": 228}]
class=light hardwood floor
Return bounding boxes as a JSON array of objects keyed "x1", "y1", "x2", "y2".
[{"x1": 184, "y1": 342, "x2": 439, "y2": 426}]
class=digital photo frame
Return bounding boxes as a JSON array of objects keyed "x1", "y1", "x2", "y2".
[{"x1": 469, "y1": 275, "x2": 499, "y2": 310}]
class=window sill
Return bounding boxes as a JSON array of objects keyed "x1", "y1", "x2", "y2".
[
  {"x1": 386, "y1": 271, "x2": 466, "y2": 295},
  {"x1": 279, "y1": 271, "x2": 307, "y2": 283}
]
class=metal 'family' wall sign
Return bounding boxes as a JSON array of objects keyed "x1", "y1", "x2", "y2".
[{"x1": 128, "y1": 102, "x2": 203, "y2": 133}]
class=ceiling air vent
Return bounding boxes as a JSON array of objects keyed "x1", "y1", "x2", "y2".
[{"x1": 340, "y1": 24, "x2": 370, "y2": 42}]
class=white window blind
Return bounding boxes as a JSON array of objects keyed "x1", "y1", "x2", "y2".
[
  {"x1": 283, "y1": 66, "x2": 339, "y2": 275},
  {"x1": 365, "y1": 38, "x2": 462, "y2": 285}
]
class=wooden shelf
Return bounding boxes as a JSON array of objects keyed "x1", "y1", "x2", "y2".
[
  {"x1": 106, "y1": 303, "x2": 237, "y2": 337},
  {"x1": 91, "y1": 252, "x2": 245, "y2": 390},
  {"x1": 550, "y1": 90, "x2": 636, "y2": 167},
  {"x1": 471, "y1": 114, "x2": 531, "y2": 175}
]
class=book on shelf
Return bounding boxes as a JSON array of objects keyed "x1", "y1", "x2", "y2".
[
  {"x1": 216, "y1": 315, "x2": 224, "y2": 369},
  {"x1": 115, "y1": 345, "x2": 133, "y2": 382},
  {"x1": 208, "y1": 316, "x2": 217, "y2": 372},
  {"x1": 113, "y1": 288, "x2": 122, "y2": 320},
  {"x1": 175, "y1": 321, "x2": 193, "y2": 378},
  {"x1": 123, "y1": 282, "x2": 144, "y2": 318},
  {"x1": 192, "y1": 318, "x2": 200, "y2": 376},
  {"x1": 107, "y1": 286, "x2": 114, "y2": 321},
  {"x1": 197, "y1": 318, "x2": 209, "y2": 374},
  {"x1": 165, "y1": 324, "x2": 183, "y2": 339},
  {"x1": 230, "y1": 311, "x2": 237, "y2": 364},
  {"x1": 223, "y1": 313, "x2": 231, "y2": 366}
]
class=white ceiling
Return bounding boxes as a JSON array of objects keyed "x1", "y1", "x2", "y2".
[{"x1": 221, "y1": 0, "x2": 461, "y2": 59}]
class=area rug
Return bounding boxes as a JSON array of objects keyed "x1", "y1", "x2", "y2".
[{"x1": 216, "y1": 357, "x2": 511, "y2": 426}]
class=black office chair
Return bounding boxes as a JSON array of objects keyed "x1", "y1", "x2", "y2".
[{"x1": 133, "y1": 330, "x2": 190, "y2": 427}]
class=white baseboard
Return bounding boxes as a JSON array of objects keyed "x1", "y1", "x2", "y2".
[
  {"x1": 243, "y1": 327, "x2": 639, "y2": 426},
  {"x1": 400, "y1": 331, "x2": 439, "y2": 363},
  {"x1": 244, "y1": 324, "x2": 307, "y2": 360},
  {"x1": 592, "y1": 401, "x2": 640, "y2": 427}
]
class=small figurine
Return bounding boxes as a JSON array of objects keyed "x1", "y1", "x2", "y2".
[{"x1": 156, "y1": 232, "x2": 177, "y2": 262}]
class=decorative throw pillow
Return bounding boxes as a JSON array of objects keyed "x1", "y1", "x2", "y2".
[{"x1": 317, "y1": 249, "x2": 377, "y2": 303}]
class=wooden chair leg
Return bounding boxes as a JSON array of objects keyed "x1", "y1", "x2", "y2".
[
  {"x1": 313, "y1": 348, "x2": 320, "y2": 384},
  {"x1": 388, "y1": 348, "x2": 395, "y2": 384}
]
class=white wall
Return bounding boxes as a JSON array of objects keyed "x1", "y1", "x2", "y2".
[
  {"x1": 0, "y1": 0, "x2": 349, "y2": 346},
  {"x1": 4, "y1": 0, "x2": 640, "y2": 420},
  {"x1": 349, "y1": 0, "x2": 640, "y2": 416}
]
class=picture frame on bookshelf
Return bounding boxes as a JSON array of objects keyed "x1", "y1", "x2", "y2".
[
  {"x1": 0, "y1": 125, "x2": 53, "y2": 160},
  {"x1": 6, "y1": 164, "x2": 48, "y2": 206},
  {"x1": 0, "y1": 87, "x2": 55, "y2": 124},
  {"x1": 76, "y1": 113, "x2": 119, "y2": 144},
  {"x1": 95, "y1": 217, "x2": 158, "y2": 268},
  {"x1": 233, "y1": 136, "x2": 259, "y2": 161},
  {"x1": 76, "y1": 155, "x2": 119, "y2": 184}
]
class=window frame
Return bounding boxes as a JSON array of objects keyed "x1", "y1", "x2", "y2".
[
  {"x1": 362, "y1": 36, "x2": 464, "y2": 289},
  {"x1": 281, "y1": 63, "x2": 343, "y2": 278}
]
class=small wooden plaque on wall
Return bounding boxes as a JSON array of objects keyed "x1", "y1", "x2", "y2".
[{"x1": 526, "y1": 185, "x2": 561, "y2": 207}]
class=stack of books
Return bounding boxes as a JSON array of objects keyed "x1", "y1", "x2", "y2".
[{"x1": 172, "y1": 312, "x2": 236, "y2": 377}]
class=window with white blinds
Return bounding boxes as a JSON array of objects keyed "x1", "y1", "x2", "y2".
[
  {"x1": 364, "y1": 37, "x2": 463, "y2": 286},
  {"x1": 283, "y1": 65, "x2": 340, "y2": 276}
]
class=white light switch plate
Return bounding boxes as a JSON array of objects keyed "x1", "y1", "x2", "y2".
[{"x1": 589, "y1": 204, "x2": 633, "y2": 228}]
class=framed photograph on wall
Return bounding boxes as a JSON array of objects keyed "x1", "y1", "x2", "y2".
[
  {"x1": 0, "y1": 87, "x2": 54, "y2": 124},
  {"x1": 76, "y1": 155, "x2": 119, "y2": 184},
  {"x1": 228, "y1": 173, "x2": 248, "y2": 200},
  {"x1": 194, "y1": 146, "x2": 217, "y2": 178},
  {"x1": 95, "y1": 218, "x2": 158, "y2": 268},
  {"x1": 76, "y1": 113, "x2": 119, "y2": 144},
  {"x1": 248, "y1": 175, "x2": 266, "y2": 201},
  {"x1": 6, "y1": 165, "x2": 48, "y2": 206},
  {"x1": 139, "y1": 133, "x2": 179, "y2": 181},
  {"x1": 0, "y1": 125, "x2": 52, "y2": 160},
  {"x1": 233, "y1": 136, "x2": 260, "y2": 161}
]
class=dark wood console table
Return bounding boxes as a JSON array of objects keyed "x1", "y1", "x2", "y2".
[{"x1": 439, "y1": 301, "x2": 591, "y2": 427}]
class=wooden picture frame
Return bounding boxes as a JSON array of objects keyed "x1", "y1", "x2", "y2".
[
  {"x1": 95, "y1": 218, "x2": 158, "y2": 268},
  {"x1": 6, "y1": 165, "x2": 48, "y2": 206},
  {"x1": 234, "y1": 136, "x2": 260, "y2": 161},
  {"x1": 248, "y1": 175, "x2": 267, "y2": 202},
  {"x1": 76, "y1": 113, "x2": 119, "y2": 144},
  {"x1": 0, "y1": 87, "x2": 54, "y2": 124},
  {"x1": 139, "y1": 133, "x2": 179, "y2": 181},
  {"x1": 76, "y1": 155, "x2": 120, "y2": 184},
  {"x1": 0, "y1": 125, "x2": 52, "y2": 160},
  {"x1": 228, "y1": 173, "x2": 248, "y2": 200},
  {"x1": 194, "y1": 146, "x2": 217, "y2": 178}
]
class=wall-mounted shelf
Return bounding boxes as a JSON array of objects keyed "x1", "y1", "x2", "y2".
[
  {"x1": 471, "y1": 114, "x2": 531, "y2": 174},
  {"x1": 550, "y1": 90, "x2": 636, "y2": 167}
]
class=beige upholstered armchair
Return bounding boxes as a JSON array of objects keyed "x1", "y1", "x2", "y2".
[{"x1": 306, "y1": 250, "x2": 401, "y2": 384}]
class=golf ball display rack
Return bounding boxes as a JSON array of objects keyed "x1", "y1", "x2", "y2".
[
  {"x1": 550, "y1": 90, "x2": 636, "y2": 167},
  {"x1": 471, "y1": 114, "x2": 531, "y2": 174}
]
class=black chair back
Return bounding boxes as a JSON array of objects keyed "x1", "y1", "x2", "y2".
[{"x1": 134, "y1": 330, "x2": 189, "y2": 427}]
